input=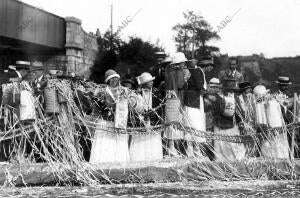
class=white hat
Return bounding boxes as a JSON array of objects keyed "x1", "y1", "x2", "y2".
[
  {"x1": 49, "y1": 70, "x2": 58, "y2": 75},
  {"x1": 70, "y1": 72, "x2": 76, "y2": 78},
  {"x1": 209, "y1": 78, "x2": 221, "y2": 87},
  {"x1": 8, "y1": 65, "x2": 16, "y2": 71},
  {"x1": 16, "y1": 61, "x2": 30, "y2": 65},
  {"x1": 105, "y1": 69, "x2": 120, "y2": 83},
  {"x1": 162, "y1": 56, "x2": 172, "y2": 63},
  {"x1": 137, "y1": 72, "x2": 155, "y2": 85},
  {"x1": 171, "y1": 52, "x2": 188, "y2": 65},
  {"x1": 253, "y1": 85, "x2": 269, "y2": 97},
  {"x1": 275, "y1": 76, "x2": 292, "y2": 85},
  {"x1": 16, "y1": 61, "x2": 30, "y2": 69}
]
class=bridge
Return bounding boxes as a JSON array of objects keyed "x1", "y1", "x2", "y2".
[{"x1": 0, "y1": 0, "x2": 98, "y2": 77}]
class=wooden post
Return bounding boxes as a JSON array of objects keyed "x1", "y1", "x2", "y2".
[{"x1": 291, "y1": 93, "x2": 297, "y2": 160}]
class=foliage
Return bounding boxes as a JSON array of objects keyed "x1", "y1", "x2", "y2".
[
  {"x1": 118, "y1": 37, "x2": 162, "y2": 75},
  {"x1": 173, "y1": 10, "x2": 220, "y2": 58},
  {"x1": 90, "y1": 33, "x2": 163, "y2": 82}
]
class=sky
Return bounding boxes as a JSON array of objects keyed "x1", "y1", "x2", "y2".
[{"x1": 21, "y1": 0, "x2": 300, "y2": 58}]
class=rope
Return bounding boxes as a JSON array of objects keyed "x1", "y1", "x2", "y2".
[{"x1": 74, "y1": 118, "x2": 300, "y2": 143}]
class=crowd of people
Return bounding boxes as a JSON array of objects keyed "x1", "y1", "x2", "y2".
[
  {"x1": 89, "y1": 52, "x2": 298, "y2": 164},
  {"x1": 0, "y1": 54, "x2": 299, "y2": 164}
]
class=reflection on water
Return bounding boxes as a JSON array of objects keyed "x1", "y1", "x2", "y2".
[{"x1": 1, "y1": 181, "x2": 300, "y2": 198}]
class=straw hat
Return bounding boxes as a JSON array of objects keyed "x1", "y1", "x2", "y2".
[
  {"x1": 275, "y1": 76, "x2": 292, "y2": 85},
  {"x1": 209, "y1": 78, "x2": 221, "y2": 87},
  {"x1": 104, "y1": 69, "x2": 120, "y2": 83},
  {"x1": 16, "y1": 61, "x2": 30, "y2": 70},
  {"x1": 253, "y1": 85, "x2": 269, "y2": 97},
  {"x1": 137, "y1": 72, "x2": 155, "y2": 85},
  {"x1": 8, "y1": 65, "x2": 16, "y2": 71},
  {"x1": 170, "y1": 52, "x2": 188, "y2": 65},
  {"x1": 49, "y1": 70, "x2": 59, "y2": 75}
]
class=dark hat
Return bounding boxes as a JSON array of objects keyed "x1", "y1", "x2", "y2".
[
  {"x1": 122, "y1": 78, "x2": 135, "y2": 85},
  {"x1": 275, "y1": 76, "x2": 292, "y2": 85},
  {"x1": 222, "y1": 78, "x2": 239, "y2": 91},
  {"x1": 199, "y1": 56, "x2": 214, "y2": 67},
  {"x1": 239, "y1": 81, "x2": 253, "y2": 91}
]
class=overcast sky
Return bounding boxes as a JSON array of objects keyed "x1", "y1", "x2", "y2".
[{"x1": 22, "y1": 0, "x2": 300, "y2": 58}]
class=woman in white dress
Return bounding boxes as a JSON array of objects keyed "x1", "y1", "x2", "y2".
[
  {"x1": 129, "y1": 72, "x2": 163, "y2": 162},
  {"x1": 90, "y1": 69, "x2": 130, "y2": 164},
  {"x1": 212, "y1": 79, "x2": 246, "y2": 161},
  {"x1": 253, "y1": 85, "x2": 289, "y2": 159},
  {"x1": 183, "y1": 57, "x2": 214, "y2": 158}
]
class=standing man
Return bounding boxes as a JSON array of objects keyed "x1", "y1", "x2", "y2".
[
  {"x1": 274, "y1": 76, "x2": 295, "y2": 155},
  {"x1": 275, "y1": 76, "x2": 293, "y2": 98},
  {"x1": 218, "y1": 57, "x2": 244, "y2": 83},
  {"x1": 15, "y1": 61, "x2": 31, "y2": 80},
  {"x1": 274, "y1": 76, "x2": 294, "y2": 125}
]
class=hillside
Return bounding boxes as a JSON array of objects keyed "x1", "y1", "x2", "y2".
[{"x1": 210, "y1": 55, "x2": 300, "y2": 92}]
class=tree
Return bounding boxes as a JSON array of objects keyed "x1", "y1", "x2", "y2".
[
  {"x1": 173, "y1": 11, "x2": 220, "y2": 58},
  {"x1": 117, "y1": 37, "x2": 163, "y2": 75},
  {"x1": 90, "y1": 30, "x2": 121, "y2": 83},
  {"x1": 90, "y1": 33, "x2": 163, "y2": 82}
]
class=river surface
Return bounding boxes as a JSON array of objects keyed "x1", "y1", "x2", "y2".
[{"x1": 1, "y1": 180, "x2": 300, "y2": 197}]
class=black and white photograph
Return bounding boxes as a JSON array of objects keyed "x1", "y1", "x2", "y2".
[{"x1": 1, "y1": 0, "x2": 300, "y2": 197}]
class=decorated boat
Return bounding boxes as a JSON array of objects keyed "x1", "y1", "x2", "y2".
[{"x1": 0, "y1": 78, "x2": 300, "y2": 187}]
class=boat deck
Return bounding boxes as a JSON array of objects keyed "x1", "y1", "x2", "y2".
[{"x1": 1, "y1": 158, "x2": 300, "y2": 186}]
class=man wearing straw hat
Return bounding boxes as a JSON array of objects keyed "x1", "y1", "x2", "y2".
[
  {"x1": 274, "y1": 76, "x2": 296, "y2": 155},
  {"x1": 275, "y1": 76, "x2": 293, "y2": 98},
  {"x1": 274, "y1": 76, "x2": 294, "y2": 127},
  {"x1": 129, "y1": 72, "x2": 163, "y2": 162},
  {"x1": 6, "y1": 65, "x2": 21, "y2": 82},
  {"x1": 182, "y1": 56, "x2": 214, "y2": 158},
  {"x1": 15, "y1": 61, "x2": 31, "y2": 81}
]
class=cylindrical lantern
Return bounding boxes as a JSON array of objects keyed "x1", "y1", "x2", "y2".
[
  {"x1": 44, "y1": 87, "x2": 60, "y2": 114},
  {"x1": 165, "y1": 97, "x2": 181, "y2": 124},
  {"x1": 19, "y1": 90, "x2": 36, "y2": 121},
  {"x1": 266, "y1": 99, "x2": 284, "y2": 128},
  {"x1": 255, "y1": 102, "x2": 267, "y2": 125}
]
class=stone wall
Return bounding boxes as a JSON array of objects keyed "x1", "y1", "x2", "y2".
[
  {"x1": 26, "y1": 17, "x2": 98, "y2": 79},
  {"x1": 64, "y1": 17, "x2": 98, "y2": 78}
]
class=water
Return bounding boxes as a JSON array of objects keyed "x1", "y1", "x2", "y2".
[{"x1": 1, "y1": 180, "x2": 300, "y2": 197}]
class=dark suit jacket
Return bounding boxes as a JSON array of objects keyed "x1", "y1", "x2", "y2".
[
  {"x1": 218, "y1": 69, "x2": 244, "y2": 83},
  {"x1": 184, "y1": 68, "x2": 205, "y2": 109}
]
